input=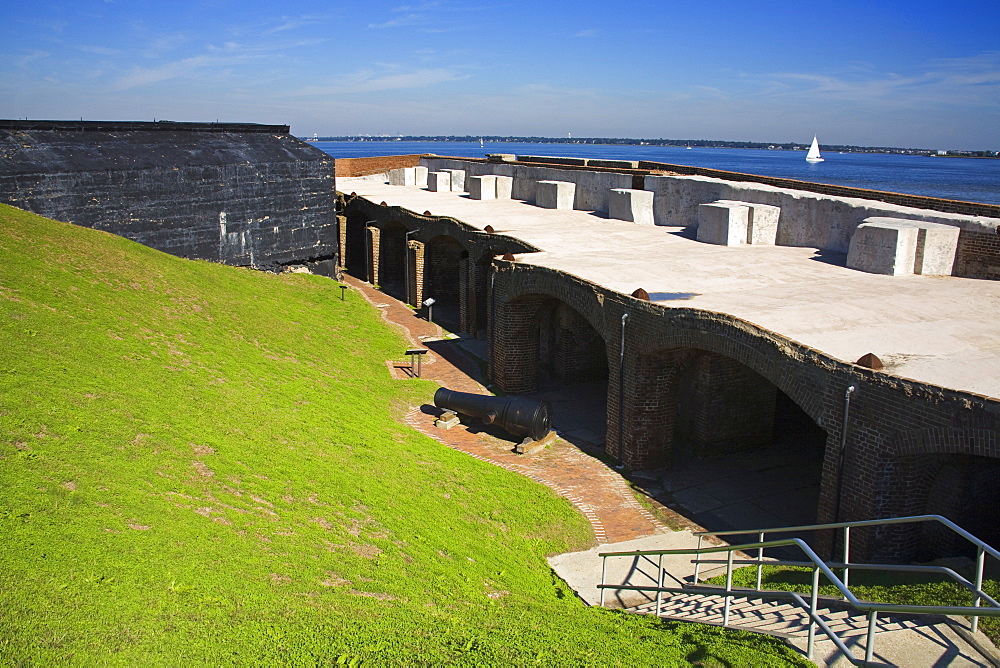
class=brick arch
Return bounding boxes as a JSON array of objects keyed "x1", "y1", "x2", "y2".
[
  {"x1": 490, "y1": 269, "x2": 610, "y2": 343},
  {"x1": 890, "y1": 427, "x2": 1000, "y2": 459},
  {"x1": 629, "y1": 317, "x2": 831, "y2": 429},
  {"x1": 373, "y1": 219, "x2": 410, "y2": 300},
  {"x1": 343, "y1": 209, "x2": 370, "y2": 279},
  {"x1": 490, "y1": 290, "x2": 610, "y2": 394},
  {"x1": 424, "y1": 234, "x2": 467, "y2": 331}
]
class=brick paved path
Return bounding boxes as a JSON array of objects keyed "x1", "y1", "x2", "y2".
[{"x1": 344, "y1": 275, "x2": 671, "y2": 544}]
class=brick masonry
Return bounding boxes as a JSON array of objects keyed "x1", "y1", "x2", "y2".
[
  {"x1": 343, "y1": 191, "x2": 1000, "y2": 561},
  {"x1": 335, "y1": 155, "x2": 426, "y2": 178}
]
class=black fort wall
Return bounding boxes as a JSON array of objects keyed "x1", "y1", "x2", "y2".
[{"x1": 0, "y1": 120, "x2": 336, "y2": 270}]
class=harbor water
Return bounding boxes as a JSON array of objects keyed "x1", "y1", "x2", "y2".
[{"x1": 318, "y1": 141, "x2": 1000, "y2": 206}]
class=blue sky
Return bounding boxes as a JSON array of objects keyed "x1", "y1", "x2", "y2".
[{"x1": 2, "y1": 0, "x2": 998, "y2": 149}]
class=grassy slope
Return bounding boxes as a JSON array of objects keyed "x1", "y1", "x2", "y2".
[{"x1": 0, "y1": 204, "x2": 805, "y2": 666}]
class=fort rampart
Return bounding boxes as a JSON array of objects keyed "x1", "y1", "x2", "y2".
[
  {"x1": 0, "y1": 120, "x2": 337, "y2": 271},
  {"x1": 339, "y1": 155, "x2": 1000, "y2": 560}
]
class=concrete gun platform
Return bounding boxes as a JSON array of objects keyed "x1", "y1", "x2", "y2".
[{"x1": 342, "y1": 177, "x2": 1000, "y2": 400}]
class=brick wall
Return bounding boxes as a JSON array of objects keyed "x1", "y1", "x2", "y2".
[
  {"x1": 346, "y1": 190, "x2": 1000, "y2": 560},
  {"x1": 955, "y1": 229, "x2": 1000, "y2": 280},
  {"x1": 335, "y1": 155, "x2": 425, "y2": 177},
  {"x1": 675, "y1": 352, "x2": 777, "y2": 459}
]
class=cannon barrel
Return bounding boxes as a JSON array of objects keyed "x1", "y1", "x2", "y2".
[{"x1": 433, "y1": 387, "x2": 551, "y2": 441}]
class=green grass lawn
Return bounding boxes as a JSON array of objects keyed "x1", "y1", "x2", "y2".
[{"x1": 0, "y1": 203, "x2": 807, "y2": 665}]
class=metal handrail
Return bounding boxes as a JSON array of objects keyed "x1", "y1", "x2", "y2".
[
  {"x1": 691, "y1": 514, "x2": 1000, "y2": 633},
  {"x1": 597, "y1": 531, "x2": 1000, "y2": 665}
]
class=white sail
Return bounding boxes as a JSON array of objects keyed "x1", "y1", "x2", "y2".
[{"x1": 806, "y1": 136, "x2": 824, "y2": 163}]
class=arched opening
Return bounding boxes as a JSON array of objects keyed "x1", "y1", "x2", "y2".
[
  {"x1": 344, "y1": 210, "x2": 369, "y2": 279},
  {"x1": 917, "y1": 453, "x2": 1000, "y2": 560},
  {"x1": 500, "y1": 294, "x2": 609, "y2": 453},
  {"x1": 472, "y1": 251, "x2": 496, "y2": 338},
  {"x1": 424, "y1": 235, "x2": 465, "y2": 332},
  {"x1": 378, "y1": 221, "x2": 408, "y2": 301},
  {"x1": 628, "y1": 347, "x2": 828, "y2": 534}
]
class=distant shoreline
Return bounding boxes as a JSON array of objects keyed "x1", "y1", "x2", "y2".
[{"x1": 303, "y1": 136, "x2": 997, "y2": 158}]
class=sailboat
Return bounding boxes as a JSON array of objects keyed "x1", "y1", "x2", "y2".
[{"x1": 805, "y1": 136, "x2": 824, "y2": 163}]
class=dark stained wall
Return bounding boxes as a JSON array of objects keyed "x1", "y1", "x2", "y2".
[{"x1": 0, "y1": 120, "x2": 336, "y2": 271}]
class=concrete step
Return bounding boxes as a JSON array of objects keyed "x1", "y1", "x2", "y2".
[{"x1": 627, "y1": 593, "x2": 996, "y2": 667}]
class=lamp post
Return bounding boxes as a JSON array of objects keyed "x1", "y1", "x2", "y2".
[{"x1": 339, "y1": 284, "x2": 347, "y2": 301}]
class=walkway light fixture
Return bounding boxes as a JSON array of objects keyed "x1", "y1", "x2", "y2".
[
  {"x1": 423, "y1": 297, "x2": 436, "y2": 325},
  {"x1": 340, "y1": 284, "x2": 347, "y2": 300}
]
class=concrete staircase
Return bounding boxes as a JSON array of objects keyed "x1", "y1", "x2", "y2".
[
  {"x1": 548, "y1": 531, "x2": 1000, "y2": 667},
  {"x1": 630, "y1": 593, "x2": 990, "y2": 667}
]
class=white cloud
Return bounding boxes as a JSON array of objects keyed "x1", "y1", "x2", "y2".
[
  {"x1": 761, "y1": 51, "x2": 1000, "y2": 107},
  {"x1": 573, "y1": 29, "x2": 597, "y2": 38},
  {"x1": 113, "y1": 55, "x2": 212, "y2": 90},
  {"x1": 340, "y1": 67, "x2": 468, "y2": 92},
  {"x1": 368, "y1": 13, "x2": 423, "y2": 29}
]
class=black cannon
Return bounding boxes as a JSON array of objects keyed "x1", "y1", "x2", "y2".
[{"x1": 433, "y1": 387, "x2": 552, "y2": 442}]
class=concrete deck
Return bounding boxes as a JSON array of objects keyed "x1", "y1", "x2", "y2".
[{"x1": 342, "y1": 178, "x2": 1000, "y2": 400}]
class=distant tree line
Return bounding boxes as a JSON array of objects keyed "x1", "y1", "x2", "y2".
[{"x1": 304, "y1": 135, "x2": 997, "y2": 157}]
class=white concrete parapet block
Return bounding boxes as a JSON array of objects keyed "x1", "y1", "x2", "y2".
[
  {"x1": 847, "y1": 219, "x2": 920, "y2": 275},
  {"x1": 414, "y1": 166, "x2": 428, "y2": 188},
  {"x1": 909, "y1": 220, "x2": 960, "y2": 275},
  {"x1": 388, "y1": 167, "x2": 416, "y2": 186},
  {"x1": 494, "y1": 175, "x2": 513, "y2": 200},
  {"x1": 609, "y1": 188, "x2": 654, "y2": 225},
  {"x1": 442, "y1": 169, "x2": 466, "y2": 192},
  {"x1": 717, "y1": 200, "x2": 780, "y2": 245},
  {"x1": 697, "y1": 202, "x2": 750, "y2": 246},
  {"x1": 427, "y1": 171, "x2": 452, "y2": 192},
  {"x1": 468, "y1": 175, "x2": 498, "y2": 200},
  {"x1": 535, "y1": 180, "x2": 576, "y2": 209},
  {"x1": 848, "y1": 217, "x2": 959, "y2": 276}
]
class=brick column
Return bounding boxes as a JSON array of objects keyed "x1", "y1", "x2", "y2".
[
  {"x1": 459, "y1": 256, "x2": 472, "y2": 334},
  {"x1": 337, "y1": 214, "x2": 347, "y2": 274},
  {"x1": 490, "y1": 295, "x2": 548, "y2": 393},
  {"x1": 366, "y1": 225, "x2": 380, "y2": 285},
  {"x1": 612, "y1": 347, "x2": 690, "y2": 469},
  {"x1": 406, "y1": 239, "x2": 424, "y2": 307}
]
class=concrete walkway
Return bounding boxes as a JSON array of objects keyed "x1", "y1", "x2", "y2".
[{"x1": 342, "y1": 177, "x2": 1000, "y2": 400}]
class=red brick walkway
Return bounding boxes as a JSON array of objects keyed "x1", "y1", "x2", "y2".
[{"x1": 344, "y1": 275, "x2": 670, "y2": 544}]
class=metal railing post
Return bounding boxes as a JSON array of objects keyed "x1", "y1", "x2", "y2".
[
  {"x1": 656, "y1": 554, "x2": 664, "y2": 616},
  {"x1": 865, "y1": 610, "x2": 878, "y2": 664},
  {"x1": 973, "y1": 546, "x2": 985, "y2": 634},
  {"x1": 756, "y1": 531, "x2": 764, "y2": 591},
  {"x1": 723, "y1": 550, "x2": 734, "y2": 626},
  {"x1": 842, "y1": 526, "x2": 851, "y2": 600},
  {"x1": 600, "y1": 556, "x2": 607, "y2": 607},
  {"x1": 807, "y1": 566, "x2": 819, "y2": 659},
  {"x1": 693, "y1": 535, "x2": 704, "y2": 582}
]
